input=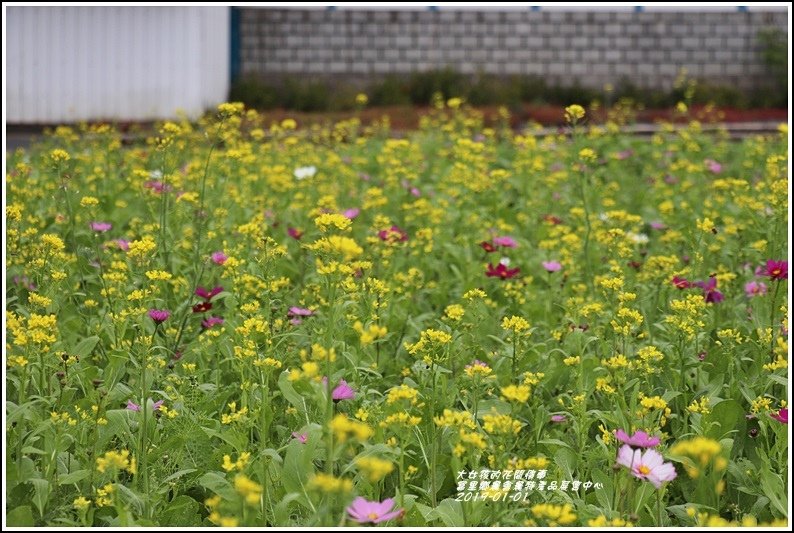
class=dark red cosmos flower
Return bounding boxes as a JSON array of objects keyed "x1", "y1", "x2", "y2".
[
  {"x1": 195, "y1": 286, "x2": 223, "y2": 300},
  {"x1": 671, "y1": 276, "x2": 690, "y2": 289},
  {"x1": 288, "y1": 227, "x2": 303, "y2": 240},
  {"x1": 192, "y1": 301, "x2": 213, "y2": 313},
  {"x1": 764, "y1": 260, "x2": 788, "y2": 281},
  {"x1": 378, "y1": 225, "x2": 409, "y2": 243},
  {"x1": 542, "y1": 214, "x2": 563, "y2": 225},
  {"x1": 486, "y1": 262, "x2": 521, "y2": 279},
  {"x1": 480, "y1": 241, "x2": 497, "y2": 253}
]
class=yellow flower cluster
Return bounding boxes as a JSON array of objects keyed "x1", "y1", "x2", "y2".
[
  {"x1": 386, "y1": 384, "x2": 420, "y2": 405},
  {"x1": 221, "y1": 402, "x2": 249, "y2": 424},
  {"x1": 315, "y1": 213, "x2": 352, "y2": 232},
  {"x1": 434, "y1": 409, "x2": 475, "y2": 429},
  {"x1": 500, "y1": 384, "x2": 531, "y2": 403},
  {"x1": 482, "y1": 412, "x2": 522, "y2": 435},
  {"x1": 331, "y1": 414, "x2": 373, "y2": 442},
  {"x1": 96, "y1": 449, "x2": 136, "y2": 475},
  {"x1": 355, "y1": 456, "x2": 394, "y2": 482},
  {"x1": 530, "y1": 503, "x2": 577, "y2": 526},
  {"x1": 670, "y1": 436, "x2": 726, "y2": 478},
  {"x1": 222, "y1": 452, "x2": 251, "y2": 472},
  {"x1": 308, "y1": 473, "x2": 353, "y2": 494},
  {"x1": 234, "y1": 474, "x2": 262, "y2": 505}
]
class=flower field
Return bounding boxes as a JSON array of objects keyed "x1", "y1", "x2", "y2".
[{"x1": 4, "y1": 102, "x2": 789, "y2": 527}]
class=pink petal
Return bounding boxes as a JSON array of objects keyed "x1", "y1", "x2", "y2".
[
  {"x1": 641, "y1": 449, "x2": 664, "y2": 470},
  {"x1": 616, "y1": 444, "x2": 638, "y2": 469}
]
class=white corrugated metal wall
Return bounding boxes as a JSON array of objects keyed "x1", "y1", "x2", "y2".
[{"x1": 6, "y1": 6, "x2": 230, "y2": 123}]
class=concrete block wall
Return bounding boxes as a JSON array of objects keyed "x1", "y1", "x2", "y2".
[{"x1": 238, "y1": 8, "x2": 788, "y2": 91}]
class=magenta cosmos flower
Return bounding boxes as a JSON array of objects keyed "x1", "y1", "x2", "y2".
[
  {"x1": 615, "y1": 429, "x2": 660, "y2": 448},
  {"x1": 332, "y1": 379, "x2": 356, "y2": 402},
  {"x1": 287, "y1": 227, "x2": 303, "y2": 240},
  {"x1": 291, "y1": 431, "x2": 308, "y2": 444},
  {"x1": 770, "y1": 408, "x2": 788, "y2": 424},
  {"x1": 671, "y1": 276, "x2": 690, "y2": 289},
  {"x1": 744, "y1": 281, "x2": 767, "y2": 297},
  {"x1": 211, "y1": 251, "x2": 228, "y2": 265},
  {"x1": 542, "y1": 260, "x2": 562, "y2": 273},
  {"x1": 694, "y1": 276, "x2": 724, "y2": 303},
  {"x1": 616, "y1": 445, "x2": 677, "y2": 489},
  {"x1": 195, "y1": 286, "x2": 223, "y2": 300},
  {"x1": 764, "y1": 260, "x2": 788, "y2": 281},
  {"x1": 90, "y1": 222, "x2": 112, "y2": 232},
  {"x1": 148, "y1": 309, "x2": 170, "y2": 324},
  {"x1": 486, "y1": 261, "x2": 520, "y2": 280},
  {"x1": 201, "y1": 316, "x2": 224, "y2": 330},
  {"x1": 346, "y1": 497, "x2": 402, "y2": 524}
]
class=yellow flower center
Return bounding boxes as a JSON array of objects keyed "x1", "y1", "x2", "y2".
[
  {"x1": 638, "y1": 465, "x2": 651, "y2": 475},
  {"x1": 772, "y1": 268, "x2": 781, "y2": 276},
  {"x1": 368, "y1": 512, "x2": 379, "y2": 521}
]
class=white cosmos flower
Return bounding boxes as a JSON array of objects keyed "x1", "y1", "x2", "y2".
[{"x1": 294, "y1": 166, "x2": 317, "y2": 180}]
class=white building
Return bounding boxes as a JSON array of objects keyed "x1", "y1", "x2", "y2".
[{"x1": 6, "y1": 6, "x2": 230, "y2": 123}]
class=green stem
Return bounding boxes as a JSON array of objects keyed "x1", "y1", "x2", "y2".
[{"x1": 769, "y1": 280, "x2": 781, "y2": 358}]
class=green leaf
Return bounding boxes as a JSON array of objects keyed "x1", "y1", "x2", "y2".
[
  {"x1": 758, "y1": 470, "x2": 787, "y2": 517},
  {"x1": 198, "y1": 472, "x2": 236, "y2": 501},
  {"x1": 705, "y1": 399, "x2": 743, "y2": 439},
  {"x1": 7, "y1": 505, "x2": 35, "y2": 526},
  {"x1": 58, "y1": 469, "x2": 89, "y2": 485},
  {"x1": 30, "y1": 478, "x2": 50, "y2": 518},
  {"x1": 159, "y1": 495, "x2": 201, "y2": 527},
  {"x1": 72, "y1": 336, "x2": 100, "y2": 358},
  {"x1": 430, "y1": 498, "x2": 464, "y2": 527},
  {"x1": 161, "y1": 468, "x2": 198, "y2": 484}
]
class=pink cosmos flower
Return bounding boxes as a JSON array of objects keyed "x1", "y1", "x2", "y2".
[
  {"x1": 770, "y1": 408, "x2": 788, "y2": 424},
  {"x1": 346, "y1": 497, "x2": 403, "y2": 524},
  {"x1": 195, "y1": 286, "x2": 223, "y2": 300},
  {"x1": 550, "y1": 415, "x2": 567, "y2": 423},
  {"x1": 649, "y1": 221, "x2": 667, "y2": 231},
  {"x1": 704, "y1": 159, "x2": 722, "y2": 174},
  {"x1": 465, "y1": 360, "x2": 489, "y2": 371},
  {"x1": 764, "y1": 260, "x2": 788, "y2": 281},
  {"x1": 201, "y1": 316, "x2": 224, "y2": 329},
  {"x1": 152, "y1": 400, "x2": 164, "y2": 411},
  {"x1": 542, "y1": 261, "x2": 562, "y2": 273},
  {"x1": 211, "y1": 251, "x2": 228, "y2": 265},
  {"x1": 115, "y1": 239, "x2": 130, "y2": 251},
  {"x1": 291, "y1": 431, "x2": 308, "y2": 444},
  {"x1": 144, "y1": 181, "x2": 172, "y2": 193},
  {"x1": 287, "y1": 227, "x2": 303, "y2": 240},
  {"x1": 332, "y1": 379, "x2": 356, "y2": 402},
  {"x1": 148, "y1": 309, "x2": 170, "y2": 324},
  {"x1": 744, "y1": 281, "x2": 767, "y2": 297},
  {"x1": 342, "y1": 208, "x2": 360, "y2": 220},
  {"x1": 90, "y1": 222, "x2": 112, "y2": 232},
  {"x1": 616, "y1": 445, "x2": 677, "y2": 489},
  {"x1": 288, "y1": 306, "x2": 314, "y2": 317},
  {"x1": 126, "y1": 400, "x2": 141, "y2": 412},
  {"x1": 493, "y1": 236, "x2": 517, "y2": 248},
  {"x1": 486, "y1": 261, "x2": 520, "y2": 280},
  {"x1": 615, "y1": 429, "x2": 661, "y2": 448}
]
